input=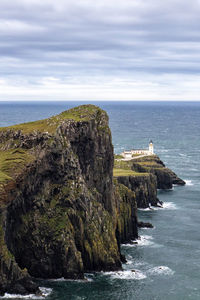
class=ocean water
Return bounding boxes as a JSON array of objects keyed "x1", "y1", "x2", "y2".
[{"x1": 0, "y1": 101, "x2": 200, "y2": 300}]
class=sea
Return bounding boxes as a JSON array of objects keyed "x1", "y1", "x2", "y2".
[{"x1": 0, "y1": 101, "x2": 200, "y2": 300}]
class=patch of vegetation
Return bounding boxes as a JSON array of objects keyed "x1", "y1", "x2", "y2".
[
  {"x1": 0, "y1": 149, "x2": 35, "y2": 189},
  {"x1": 0, "y1": 105, "x2": 106, "y2": 134},
  {"x1": 0, "y1": 216, "x2": 14, "y2": 260},
  {"x1": 114, "y1": 159, "x2": 134, "y2": 170},
  {"x1": 132, "y1": 153, "x2": 143, "y2": 157},
  {"x1": 113, "y1": 168, "x2": 147, "y2": 177},
  {"x1": 114, "y1": 154, "x2": 123, "y2": 159},
  {"x1": 137, "y1": 161, "x2": 163, "y2": 168}
]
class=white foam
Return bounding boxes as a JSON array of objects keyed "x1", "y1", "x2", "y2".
[
  {"x1": 105, "y1": 269, "x2": 146, "y2": 280},
  {"x1": 50, "y1": 276, "x2": 93, "y2": 282},
  {"x1": 185, "y1": 180, "x2": 194, "y2": 186},
  {"x1": 158, "y1": 149, "x2": 169, "y2": 153},
  {"x1": 125, "y1": 259, "x2": 134, "y2": 265},
  {"x1": 179, "y1": 153, "x2": 186, "y2": 156},
  {"x1": 138, "y1": 206, "x2": 162, "y2": 211},
  {"x1": 122, "y1": 235, "x2": 154, "y2": 247},
  {"x1": 147, "y1": 266, "x2": 174, "y2": 276},
  {"x1": 0, "y1": 287, "x2": 52, "y2": 299},
  {"x1": 50, "y1": 277, "x2": 66, "y2": 282},
  {"x1": 138, "y1": 207, "x2": 152, "y2": 211},
  {"x1": 139, "y1": 202, "x2": 177, "y2": 210},
  {"x1": 162, "y1": 202, "x2": 177, "y2": 210}
]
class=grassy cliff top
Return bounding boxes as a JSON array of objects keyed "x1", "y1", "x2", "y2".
[
  {"x1": 113, "y1": 168, "x2": 148, "y2": 177},
  {"x1": 114, "y1": 159, "x2": 149, "y2": 177},
  {"x1": 0, "y1": 104, "x2": 106, "y2": 134},
  {"x1": 0, "y1": 105, "x2": 107, "y2": 192},
  {"x1": 113, "y1": 155, "x2": 166, "y2": 178}
]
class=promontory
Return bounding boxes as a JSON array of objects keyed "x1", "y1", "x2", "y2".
[{"x1": 0, "y1": 105, "x2": 185, "y2": 295}]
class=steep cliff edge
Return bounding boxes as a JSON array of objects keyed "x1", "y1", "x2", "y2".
[
  {"x1": 0, "y1": 105, "x2": 138, "y2": 295},
  {"x1": 114, "y1": 155, "x2": 185, "y2": 208},
  {"x1": 131, "y1": 155, "x2": 185, "y2": 189}
]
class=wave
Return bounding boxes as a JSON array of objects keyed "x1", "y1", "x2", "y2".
[
  {"x1": 138, "y1": 207, "x2": 152, "y2": 211},
  {"x1": 185, "y1": 180, "x2": 194, "y2": 186},
  {"x1": 105, "y1": 269, "x2": 146, "y2": 280},
  {"x1": 50, "y1": 275, "x2": 93, "y2": 282},
  {"x1": 179, "y1": 153, "x2": 188, "y2": 157},
  {"x1": 157, "y1": 149, "x2": 169, "y2": 153},
  {"x1": 49, "y1": 277, "x2": 66, "y2": 282},
  {"x1": 0, "y1": 288, "x2": 52, "y2": 299},
  {"x1": 122, "y1": 235, "x2": 154, "y2": 247},
  {"x1": 147, "y1": 266, "x2": 174, "y2": 276},
  {"x1": 139, "y1": 202, "x2": 177, "y2": 211},
  {"x1": 140, "y1": 226, "x2": 156, "y2": 230},
  {"x1": 104, "y1": 264, "x2": 174, "y2": 281},
  {"x1": 125, "y1": 258, "x2": 134, "y2": 265},
  {"x1": 162, "y1": 202, "x2": 177, "y2": 210}
]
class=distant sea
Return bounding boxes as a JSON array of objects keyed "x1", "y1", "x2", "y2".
[{"x1": 0, "y1": 101, "x2": 200, "y2": 300}]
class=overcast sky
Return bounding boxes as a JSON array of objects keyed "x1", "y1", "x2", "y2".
[{"x1": 1, "y1": 0, "x2": 200, "y2": 101}]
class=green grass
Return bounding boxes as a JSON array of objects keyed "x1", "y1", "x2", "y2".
[
  {"x1": 0, "y1": 149, "x2": 35, "y2": 188},
  {"x1": 114, "y1": 160, "x2": 134, "y2": 170},
  {"x1": 114, "y1": 154, "x2": 123, "y2": 159},
  {"x1": 137, "y1": 161, "x2": 162, "y2": 168},
  {"x1": 132, "y1": 153, "x2": 143, "y2": 157},
  {"x1": 113, "y1": 168, "x2": 147, "y2": 177},
  {"x1": 0, "y1": 105, "x2": 106, "y2": 134}
]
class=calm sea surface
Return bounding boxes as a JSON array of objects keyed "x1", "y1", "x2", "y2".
[{"x1": 0, "y1": 101, "x2": 200, "y2": 300}]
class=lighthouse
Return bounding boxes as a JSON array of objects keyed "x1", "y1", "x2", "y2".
[{"x1": 149, "y1": 140, "x2": 154, "y2": 155}]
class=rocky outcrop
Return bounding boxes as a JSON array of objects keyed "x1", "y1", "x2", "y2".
[
  {"x1": 114, "y1": 180, "x2": 138, "y2": 244},
  {"x1": 114, "y1": 155, "x2": 185, "y2": 208},
  {"x1": 137, "y1": 221, "x2": 154, "y2": 228},
  {"x1": 131, "y1": 155, "x2": 185, "y2": 189},
  {"x1": 0, "y1": 105, "x2": 185, "y2": 295},
  {"x1": 0, "y1": 105, "x2": 138, "y2": 295},
  {"x1": 116, "y1": 174, "x2": 160, "y2": 208}
]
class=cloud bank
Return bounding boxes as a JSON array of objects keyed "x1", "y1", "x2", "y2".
[{"x1": 1, "y1": 0, "x2": 200, "y2": 100}]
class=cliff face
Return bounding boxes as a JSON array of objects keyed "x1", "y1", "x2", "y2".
[
  {"x1": 114, "y1": 155, "x2": 185, "y2": 208},
  {"x1": 116, "y1": 174, "x2": 159, "y2": 208},
  {"x1": 131, "y1": 155, "x2": 185, "y2": 189},
  {"x1": 0, "y1": 105, "x2": 138, "y2": 295}
]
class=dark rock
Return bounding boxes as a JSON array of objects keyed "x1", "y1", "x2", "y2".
[
  {"x1": 116, "y1": 174, "x2": 159, "y2": 208},
  {"x1": 132, "y1": 155, "x2": 185, "y2": 189},
  {"x1": 137, "y1": 221, "x2": 154, "y2": 228},
  {"x1": 120, "y1": 254, "x2": 127, "y2": 263},
  {"x1": 114, "y1": 154, "x2": 185, "y2": 209}
]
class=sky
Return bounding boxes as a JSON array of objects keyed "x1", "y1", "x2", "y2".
[{"x1": 1, "y1": 0, "x2": 200, "y2": 101}]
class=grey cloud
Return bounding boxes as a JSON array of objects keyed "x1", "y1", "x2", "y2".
[{"x1": 1, "y1": 0, "x2": 200, "y2": 82}]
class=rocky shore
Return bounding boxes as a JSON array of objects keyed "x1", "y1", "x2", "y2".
[{"x1": 0, "y1": 105, "x2": 185, "y2": 295}]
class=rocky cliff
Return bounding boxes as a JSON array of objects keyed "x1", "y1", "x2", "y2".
[
  {"x1": 0, "y1": 105, "x2": 138, "y2": 295},
  {"x1": 131, "y1": 155, "x2": 185, "y2": 189},
  {"x1": 114, "y1": 155, "x2": 185, "y2": 208}
]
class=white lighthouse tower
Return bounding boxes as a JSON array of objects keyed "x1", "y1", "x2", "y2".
[{"x1": 149, "y1": 140, "x2": 154, "y2": 155}]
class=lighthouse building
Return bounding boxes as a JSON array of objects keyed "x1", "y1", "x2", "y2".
[{"x1": 121, "y1": 141, "x2": 154, "y2": 159}]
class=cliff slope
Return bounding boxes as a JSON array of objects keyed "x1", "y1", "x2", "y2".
[{"x1": 0, "y1": 105, "x2": 138, "y2": 295}]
